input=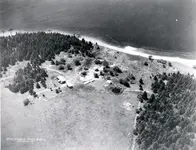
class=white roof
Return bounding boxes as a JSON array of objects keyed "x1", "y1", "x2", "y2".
[{"x1": 57, "y1": 76, "x2": 66, "y2": 81}]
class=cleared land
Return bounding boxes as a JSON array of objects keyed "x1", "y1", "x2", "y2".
[{"x1": 1, "y1": 46, "x2": 194, "y2": 150}]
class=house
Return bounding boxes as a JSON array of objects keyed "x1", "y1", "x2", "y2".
[{"x1": 57, "y1": 76, "x2": 66, "y2": 84}]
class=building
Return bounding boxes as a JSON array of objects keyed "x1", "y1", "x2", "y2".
[{"x1": 57, "y1": 76, "x2": 66, "y2": 84}]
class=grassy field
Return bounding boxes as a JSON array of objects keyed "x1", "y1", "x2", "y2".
[
  {"x1": 1, "y1": 45, "x2": 193, "y2": 150},
  {"x1": 1, "y1": 78, "x2": 139, "y2": 150}
]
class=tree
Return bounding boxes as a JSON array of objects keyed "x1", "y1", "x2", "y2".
[
  {"x1": 149, "y1": 94, "x2": 155, "y2": 103},
  {"x1": 94, "y1": 73, "x2": 99, "y2": 78},
  {"x1": 59, "y1": 65, "x2": 64, "y2": 70},
  {"x1": 113, "y1": 66, "x2": 122, "y2": 73},
  {"x1": 142, "y1": 91, "x2": 148, "y2": 100},
  {"x1": 139, "y1": 78, "x2": 144, "y2": 85},
  {"x1": 36, "y1": 83, "x2": 41, "y2": 89},
  {"x1": 139, "y1": 84, "x2": 143, "y2": 91},
  {"x1": 74, "y1": 59, "x2": 81, "y2": 66},
  {"x1": 103, "y1": 60, "x2": 109, "y2": 67}
]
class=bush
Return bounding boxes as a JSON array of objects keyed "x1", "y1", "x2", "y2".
[
  {"x1": 110, "y1": 71, "x2": 114, "y2": 76},
  {"x1": 23, "y1": 98, "x2": 30, "y2": 106},
  {"x1": 74, "y1": 59, "x2": 81, "y2": 66},
  {"x1": 139, "y1": 84, "x2": 143, "y2": 91},
  {"x1": 168, "y1": 62, "x2": 172, "y2": 67},
  {"x1": 36, "y1": 83, "x2": 41, "y2": 89},
  {"x1": 144, "y1": 62, "x2": 148, "y2": 66},
  {"x1": 67, "y1": 64, "x2": 72, "y2": 70},
  {"x1": 119, "y1": 79, "x2": 130, "y2": 87},
  {"x1": 94, "y1": 73, "x2": 99, "y2": 78},
  {"x1": 60, "y1": 58, "x2": 66, "y2": 64},
  {"x1": 103, "y1": 67, "x2": 109, "y2": 73},
  {"x1": 113, "y1": 66, "x2": 122, "y2": 73},
  {"x1": 51, "y1": 60, "x2": 55, "y2": 65},
  {"x1": 95, "y1": 68, "x2": 99, "y2": 72},
  {"x1": 103, "y1": 60, "x2": 109, "y2": 67},
  {"x1": 111, "y1": 87, "x2": 122, "y2": 94},
  {"x1": 59, "y1": 65, "x2": 64, "y2": 70},
  {"x1": 55, "y1": 60, "x2": 59, "y2": 66},
  {"x1": 142, "y1": 91, "x2": 148, "y2": 100},
  {"x1": 81, "y1": 71, "x2": 87, "y2": 77},
  {"x1": 94, "y1": 59, "x2": 102, "y2": 65},
  {"x1": 100, "y1": 71, "x2": 104, "y2": 76},
  {"x1": 55, "y1": 89, "x2": 59, "y2": 94},
  {"x1": 139, "y1": 78, "x2": 144, "y2": 85},
  {"x1": 84, "y1": 58, "x2": 92, "y2": 67}
]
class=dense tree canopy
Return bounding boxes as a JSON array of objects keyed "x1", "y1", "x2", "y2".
[
  {"x1": 0, "y1": 32, "x2": 93, "y2": 70},
  {"x1": 135, "y1": 72, "x2": 196, "y2": 150}
]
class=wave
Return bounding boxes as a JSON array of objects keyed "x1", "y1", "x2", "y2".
[{"x1": 1, "y1": 29, "x2": 196, "y2": 68}]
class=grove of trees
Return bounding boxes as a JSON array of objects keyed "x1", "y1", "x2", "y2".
[{"x1": 135, "y1": 72, "x2": 196, "y2": 150}]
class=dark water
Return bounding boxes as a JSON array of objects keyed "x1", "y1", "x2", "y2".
[{"x1": 0, "y1": 0, "x2": 196, "y2": 54}]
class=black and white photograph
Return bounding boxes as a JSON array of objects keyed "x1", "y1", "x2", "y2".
[{"x1": 0, "y1": 0, "x2": 196, "y2": 150}]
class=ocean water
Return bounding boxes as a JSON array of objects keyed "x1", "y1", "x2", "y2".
[{"x1": 0, "y1": 0, "x2": 196, "y2": 57}]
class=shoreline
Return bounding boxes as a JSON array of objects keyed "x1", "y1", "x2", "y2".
[{"x1": 1, "y1": 29, "x2": 196, "y2": 68}]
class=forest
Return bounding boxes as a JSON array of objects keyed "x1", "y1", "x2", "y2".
[
  {"x1": 135, "y1": 72, "x2": 196, "y2": 150},
  {"x1": 0, "y1": 32, "x2": 93, "y2": 70},
  {"x1": 0, "y1": 32, "x2": 94, "y2": 94}
]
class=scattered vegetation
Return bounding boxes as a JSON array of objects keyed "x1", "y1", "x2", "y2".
[
  {"x1": 113, "y1": 66, "x2": 122, "y2": 73},
  {"x1": 0, "y1": 32, "x2": 94, "y2": 72},
  {"x1": 119, "y1": 78, "x2": 130, "y2": 88}
]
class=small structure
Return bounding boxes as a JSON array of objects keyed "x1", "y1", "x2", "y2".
[
  {"x1": 106, "y1": 80, "x2": 112, "y2": 85},
  {"x1": 66, "y1": 81, "x2": 73, "y2": 89},
  {"x1": 57, "y1": 76, "x2": 66, "y2": 84}
]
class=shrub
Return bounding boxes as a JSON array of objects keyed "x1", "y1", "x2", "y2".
[
  {"x1": 144, "y1": 62, "x2": 148, "y2": 66},
  {"x1": 139, "y1": 84, "x2": 143, "y2": 91},
  {"x1": 23, "y1": 98, "x2": 30, "y2": 106},
  {"x1": 59, "y1": 65, "x2": 64, "y2": 70},
  {"x1": 67, "y1": 64, "x2": 72, "y2": 70},
  {"x1": 119, "y1": 79, "x2": 130, "y2": 87},
  {"x1": 103, "y1": 60, "x2": 109, "y2": 67},
  {"x1": 168, "y1": 62, "x2": 172, "y2": 67},
  {"x1": 74, "y1": 59, "x2": 81, "y2": 66},
  {"x1": 113, "y1": 66, "x2": 122, "y2": 73},
  {"x1": 95, "y1": 68, "x2": 99, "y2": 72},
  {"x1": 81, "y1": 71, "x2": 87, "y2": 77},
  {"x1": 84, "y1": 67, "x2": 88, "y2": 70},
  {"x1": 36, "y1": 83, "x2": 41, "y2": 89},
  {"x1": 51, "y1": 60, "x2": 55, "y2": 65},
  {"x1": 139, "y1": 78, "x2": 144, "y2": 85},
  {"x1": 60, "y1": 58, "x2": 66, "y2": 64},
  {"x1": 110, "y1": 71, "x2": 114, "y2": 76},
  {"x1": 55, "y1": 60, "x2": 59, "y2": 66},
  {"x1": 100, "y1": 71, "x2": 104, "y2": 76},
  {"x1": 103, "y1": 67, "x2": 109, "y2": 73},
  {"x1": 107, "y1": 76, "x2": 111, "y2": 80},
  {"x1": 84, "y1": 58, "x2": 92, "y2": 67},
  {"x1": 94, "y1": 59, "x2": 102, "y2": 65},
  {"x1": 142, "y1": 91, "x2": 148, "y2": 100},
  {"x1": 94, "y1": 73, "x2": 99, "y2": 78},
  {"x1": 111, "y1": 87, "x2": 122, "y2": 94},
  {"x1": 55, "y1": 89, "x2": 59, "y2": 94}
]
